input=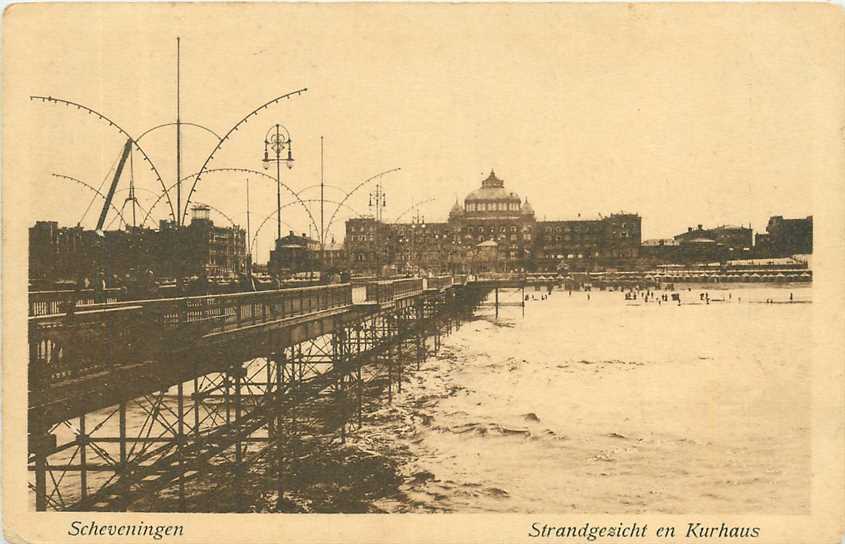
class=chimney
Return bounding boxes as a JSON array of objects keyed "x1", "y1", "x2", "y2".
[
  {"x1": 688, "y1": 227, "x2": 693, "y2": 232},
  {"x1": 289, "y1": 230, "x2": 294, "y2": 237},
  {"x1": 698, "y1": 224, "x2": 703, "y2": 230}
]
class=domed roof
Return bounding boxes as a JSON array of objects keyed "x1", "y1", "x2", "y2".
[
  {"x1": 521, "y1": 198, "x2": 535, "y2": 216},
  {"x1": 465, "y1": 170, "x2": 521, "y2": 202},
  {"x1": 449, "y1": 199, "x2": 464, "y2": 217}
]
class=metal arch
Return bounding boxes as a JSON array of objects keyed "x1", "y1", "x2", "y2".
[
  {"x1": 248, "y1": 200, "x2": 324, "y2": 256},
  {"x1": 113, "y1": 186, "x2": 160, "y2": 197},
  {"x1": 135, "y1": 121, "x2": 223, "y2": 143},
  {"x1": 181, "y1": 88, "x2": 308, "y2": 226},
  {"x1": 196, "y1": 167, "x2": 319, "y2": 235},
  {"x1": 249, "y1": 222, "x2": 301, "y2": 256},
  {"x1": 392, "y1": 197, "x2": 438, "y2": 224},
  {"x1": 50, "y1": 173, "x2": 129, "y2": 229},
  {"x1": 324, "y1": 168, "x2": 402, "y2": 238},
  {"x1": 298, "y1": 198, "x2": 362, "y2": 217},
  {"x1": 295, "y1": 198, "x2": 363, "y2": 226},
  {"x1": 30, "y1": 96, "x2": 176, "y2": 221},
  {"x1": 106, "y1": 198, "x2": 151, "y2": 230},
  {"x1": 249, "y1": 207, "x2": 306, "y2": 255},
  {"x1": 248, "y1": 198, "x2": 363, "y2": 255},
  {"x1": 193, "y1": 201, "x2": 238, "y2": 228},
  {"x1": 140, "y1": 167, "x2": 320, "y2": 234},
  {"x1": 292, "y1": 182, "x2": 350, "y2": 197},
  {"x1": 140, "y1": 178, "x2": 189, "y2": 227}
]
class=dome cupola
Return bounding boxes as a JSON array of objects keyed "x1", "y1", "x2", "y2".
[
  {"x1": 463, "y1": 169, "x2": 522, "y2": 215},
  {"x1": 449, "y1": 199, "x2": 464, "y2": 219},
  {"x1": 521, "y1": 198, "x2": 535, "y2": 216},
  {"x1": 481, "y1": 169, "x2": 505, "y2": 189}
]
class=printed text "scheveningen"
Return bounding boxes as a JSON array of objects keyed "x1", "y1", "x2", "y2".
[{"x1": 68, "y1": 521, "x2": 184, "y2": 540}]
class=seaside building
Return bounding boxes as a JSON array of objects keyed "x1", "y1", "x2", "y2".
[
  {"x1": 29, "y1": 206, "x2": 247, "y2": 287},
  {"x1": 763, "y1": 215, "x2": 813, "y2": 256},
  {"x1": 269, "y1": 231, "x2": 321, "y2": 276},
  {"x1": 344, "y1": 170, "x2": 642, "y2": 274}
]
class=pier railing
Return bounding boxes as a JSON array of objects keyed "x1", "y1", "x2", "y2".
[
  {"x1": 153, "y1": 283, "x2": 353, "y2": 333},
  {"x1": 393, "y1": 278, "x2": 424, "y2": 300},
  {"x1": 29, "y1": 276, "x2": 464, "y2": 393},
  {"x1": 29, "y1": 284, "x2": 354, "y2": 388},
  {"x1": 426, "y1": 275, "x2": 454, "y2": 291},
  {"x1": 29, "y1": 289, "x2": 124, "y2": 317},
  {"x1": 363, "y1": 277, "x2": 428, "y2": 304},
  {"x1": 365, "y1": 281, "x2": 395, "y2": 304}
]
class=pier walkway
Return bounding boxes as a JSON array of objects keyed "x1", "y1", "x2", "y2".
[{"x1": 28, "y1": 274, "x2": 507, "y2": 511}]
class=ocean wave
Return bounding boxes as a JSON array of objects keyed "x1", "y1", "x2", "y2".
[{"x1": 433, "y1": 421, "x2": 533, "y2": 438}]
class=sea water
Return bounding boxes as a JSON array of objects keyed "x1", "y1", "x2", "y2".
[{"x1": 367, "y1": 284, "x2": 811, "y2": 514}]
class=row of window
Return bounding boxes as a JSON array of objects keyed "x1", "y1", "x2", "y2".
[
  {"x1": 543, "y1": 224, "x2": 604, "y2": 234},
  {"x1": 349, "y1": 233, "x2": 647, "y2": 246},
  {"x1": 348, "y1": 222, "x2": 635, "y2": 236},
  {"x1": 353, "y1": 248, "x2": 640, "y2": 263},
  {"x1": 465, "y1": 201, "x2": 521, "y2": 213},
  {"x1": 348, "y1": 224, "x2": 376, "y2": 234},
  {"x1": 348, "y1": 230, "x2": 638, "y2": 245},
  {"x1": 464, "y1": 225, "x2": 525, "y2": 234}
]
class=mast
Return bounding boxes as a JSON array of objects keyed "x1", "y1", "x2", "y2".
[
  {"x1": 176, "y1": 37, "x2": 182, "y2": 227},
  {"x1": 320, "y1": 136, "x2": 325, "y2": 275},
  {"x1": 246, "y1": 178, "x2": 251, "y2": 253},
  {"x1": 129, "y1": 148, "x2": 137, "y2": 228}
]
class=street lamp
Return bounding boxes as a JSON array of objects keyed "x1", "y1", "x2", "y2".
[
  {"x1": 411, "y1": 207, "x2": 425, "y2": 276},
  {"x1": 369, "y1": 183, "x2": 387, "y2": 277},
  {"x1": 261, "y1": 124, "x2": 294, "y2": 243}
]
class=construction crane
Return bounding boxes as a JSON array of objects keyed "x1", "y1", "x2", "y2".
[{"x1": 96, "y1": 139, "x2": 133, "y2": 235}]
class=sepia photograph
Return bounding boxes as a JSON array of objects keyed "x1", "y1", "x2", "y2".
[{"x1": 2, "y1": 3, "x2": 844, "y2": 543}]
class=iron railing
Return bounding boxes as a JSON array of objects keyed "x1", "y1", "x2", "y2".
[
  {"x1": 365, "y1": 281, "x2": 394, "y2": 304},
  {"x1": 426, "y1": 275, "x2": 454, "y2": 291},
  {"x1": 28, "y1": 276, "x2": 462, "y2": 387},
  {"x1": 28, "y1": 289, "x2": 124, "y2": 317},
  {"x1": 29, "y1": 284, "x2": 353, "y2": 387},
  {"x1": 393, "y1": 278, "x2": 424, "y2": 300}
]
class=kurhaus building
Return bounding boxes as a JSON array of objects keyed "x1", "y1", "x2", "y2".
[{"x1": 345, "y1": 170, "x2": 641, "y2": 274}]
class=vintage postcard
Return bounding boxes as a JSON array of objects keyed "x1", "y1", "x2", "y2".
[{"x1": 2, "y1": 3, "x2": 844, "y2": 543}]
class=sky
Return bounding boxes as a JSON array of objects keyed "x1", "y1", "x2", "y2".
[{"x1": 6, "y1": 3, "x2": 835, "y2": 262}]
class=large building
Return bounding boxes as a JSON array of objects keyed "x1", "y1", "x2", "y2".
[
  {"x1": 160, "y1": 205, "x2": 248, "y2": 279},
  {"x1": 674, "y1": 224, "x2": 753, "y2": 251},
  {"x1": 29, "y1": 206, "x2": 247, "y2": 288},
  {"x1": 269, "y1": 231, "x2": 321, "y2": 276},
  {"x1": 669, "y1": 223, "x2": 754, "y2": 261},
  {"x1": 641, "y1": 216, "x2": 812, "y2": 264},
  {"x1": 345, "y1": 170, "x2": 641, "y2": 274},
  {"x1": 760, "y1": 215, "x2": 812, "y2": 256}
]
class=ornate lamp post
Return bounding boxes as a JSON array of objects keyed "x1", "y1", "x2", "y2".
[
  {"x1": 411, "y1": 207, "x2": 425, "y2": 276},
  {"x1": 369, "y1": 183, "x2": 387, "y2": 277},
  {"x1": 261, "y1": 124, "x2": 294, "y2": 243}
]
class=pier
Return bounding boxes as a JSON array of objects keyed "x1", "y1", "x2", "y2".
[{"x1": 27, "y1": 275, "x2": 514, "y2": 511}]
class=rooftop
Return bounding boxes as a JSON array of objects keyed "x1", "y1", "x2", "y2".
[{"x1": 465, "y1": 170, "x2": 521, "y2": 202}]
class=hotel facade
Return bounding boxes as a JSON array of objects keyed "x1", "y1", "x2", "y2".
[{"x1": 345, "y1": 170, "x2": 641, "y2": 274}]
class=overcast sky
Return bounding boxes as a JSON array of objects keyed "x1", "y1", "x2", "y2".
[{"x1": 7, "y1": 3, "x2": 834, "y2": 261}]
